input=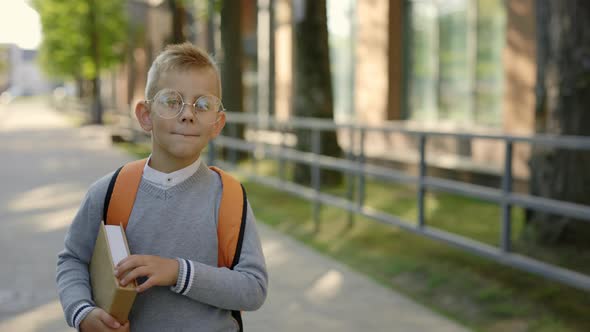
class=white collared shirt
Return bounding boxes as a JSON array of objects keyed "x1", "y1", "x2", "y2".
[{"x1": 142, "y1": 155, "x2": 202, "y2": 189}]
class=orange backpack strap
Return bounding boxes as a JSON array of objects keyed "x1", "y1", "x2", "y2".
[
  {"x1": 209, "y1": 166, "x2": 247, "y2": 332},
  {"x1": 209, "y1": 166, "x2": 248, "y2": 269},
  {"x1": 103, "y1": 159, "x2": 147, "y2": 230}
]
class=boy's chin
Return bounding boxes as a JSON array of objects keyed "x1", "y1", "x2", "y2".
[
  {"x1": 171, "y1": 150, "x2": 203, "y2": 161},
  {"x1": 153, "y1": 141, "x2": 206, "y2": 162}
]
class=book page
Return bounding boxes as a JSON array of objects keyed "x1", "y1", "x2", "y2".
[{"x1": 105, "y1": 225, "x2": 129, "y2": 266}]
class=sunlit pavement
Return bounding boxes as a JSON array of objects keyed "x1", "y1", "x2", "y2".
[
  {"x1": 0, "y1": 99, "x2": 470, "y2": 331},
  {"x1": 0, "y1": 99, "x2": 132, "y2": 331}
]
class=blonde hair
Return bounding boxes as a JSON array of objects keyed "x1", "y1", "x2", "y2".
[{"x1": 145, "y1": 42, "x2": 221, "y2": 100}]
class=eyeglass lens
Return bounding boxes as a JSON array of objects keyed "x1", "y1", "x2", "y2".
[{"x1": 153, "y1": 89, "x2": 221, "y2": 123}]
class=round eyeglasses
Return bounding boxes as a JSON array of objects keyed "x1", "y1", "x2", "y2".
[{"x1": 146, "y1": 89, "x2": 225, "y2": 124}]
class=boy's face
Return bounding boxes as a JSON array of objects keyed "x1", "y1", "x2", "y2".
[{"x1": 136, "y1": 67, "x2": 225, "y2": 167}]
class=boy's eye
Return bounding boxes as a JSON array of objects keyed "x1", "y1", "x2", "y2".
[
  {"x1": 165, "y1": 98, "x2": 181, "y2": 107},
  {"x1": 157, "y1": 94, "x2": 182, "y2": 108},
  {"x1": 196, "y1": 96, "x2": 221, "y2": 112},
  {"x1": 195, "y1": 98, "x2": 211, "y2": 111}
]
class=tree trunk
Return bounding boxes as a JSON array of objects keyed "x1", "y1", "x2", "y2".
[
  {"x1": 89, "y1": 0, "x2": 102, "y2": 124},
  {"x1": 220, "y1": 0, "x2": 244, "y2": 114},
  {"x1": 220, "y1": 0, "x2": 247, "y2": 160},
  {"x1": 293, "y1": 0, "x2": 343, "y2": 186},
  {"x1": 76, "y1": 76, "x2": 84, "y2": 99},
  {"x1": 169, "y1": 0, "x2": 186, "y2": 43},
  {"x1": 526, "y1": 0, "x2": 590, "y2": 245}
]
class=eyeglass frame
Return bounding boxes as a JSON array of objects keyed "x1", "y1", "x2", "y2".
[{"x1": 144, "y1": 89, "x2": 226, "y2": 123}]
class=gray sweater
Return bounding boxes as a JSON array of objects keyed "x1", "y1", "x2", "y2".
[{"x1": 56, "y1": 162, "x2": 268, "y2": 331}]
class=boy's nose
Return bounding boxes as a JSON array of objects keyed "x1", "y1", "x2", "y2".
[{"x1": 179, "y1": 104, "x2": 196, "y2": 123}]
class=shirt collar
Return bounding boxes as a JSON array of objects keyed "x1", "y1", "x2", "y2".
[{"x1": 142, "y1": 155, "x2": 202, "y2": 189}]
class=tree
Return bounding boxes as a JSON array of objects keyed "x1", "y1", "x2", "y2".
[
  {"x1": 219, "y1": 0, "x2": 247, "y2": 160},
  {"x1": 293, "y1": 0, "x2": 343, "y2": 186},
  {"x1": 168, "y1": 0, "x2": 191, "y2": 43},
  {"x1": 220, "y1": 0, "x2": 243, "y2": 115},
  {"x1": 526, "y1": 0, "x2": 590, "y2": 245},
  {"x1": 0, "y1": 45, "x2": 8, "y2": 90},
  {"x1": 33, "y1": 0, "x2": 127, "y2": 124}
]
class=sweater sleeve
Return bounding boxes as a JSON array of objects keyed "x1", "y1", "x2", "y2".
[
  {"x1": 56, "y1": 175, "x2": 111, "y2": 328},
  {"x1": 170, "y1": 200, "x2": 268, "y2": 311}
]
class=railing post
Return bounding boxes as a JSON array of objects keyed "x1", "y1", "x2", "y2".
[
  {"x1": 208, "y1": 141, "x2": 216, "y2": 167},
  {"x1": 278, "y1": 123, "x2": 286, "y2": 181},
  {"x1": 230, "y1": 122, "x2": 238, "y2": 167},
  {"x1": 252, "y1": 120, "x2": 258, "y2": 175},
  {"x1": 357, "y1": 127, "x2": 366, "y2": 210},
  {"x1": 417, "y1": 135, "x2": 427, "y2": 228},
  {"x1": 312, "y1": 128, "x2": 322, "y2": 232},
  {"x1": 347, "y1": 124, "x2": 355, "y2": 228},
  {"x1": 501, "y1": 141, "x2": 513, "y2": 252}
]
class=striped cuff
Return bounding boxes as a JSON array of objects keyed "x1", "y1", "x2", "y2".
[
  {"x1": 170, "y1": 258, "x2": 195, "y2": 295},
  {"x1": 70, "y1": 301, "x2": 95, "y2": 330}
]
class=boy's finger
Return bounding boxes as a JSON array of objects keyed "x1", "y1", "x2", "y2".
[
  {"x1": 116, "y1": 254, "x2": 143, "y2": 268},
  {"x1": 98, "y1": 310, "x2": 121, "y2": 329},
  {"x1": 120, "y1": 266, "x2": 149, "y2": 286},
  {"x1": 136, "y1": 277, "x2": 155, "y2": 292},
  {"x1": 115, "y1": 256, "x2": 144, "y2": 277},
  {"x1": 116, "y1": 321, "x2": 130, "y2": 331}
]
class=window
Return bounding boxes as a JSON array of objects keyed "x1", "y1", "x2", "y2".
[
  {"x1": 328, "y1": 0, "x2": 356, "y2": 121},
  {"x1": 405, "y1": 0, "x2": 505, "y2": 126}
]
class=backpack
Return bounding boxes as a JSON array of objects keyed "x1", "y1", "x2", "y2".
[{"x1": 102, "y1": 159, "x2": 246, "y2": 331}]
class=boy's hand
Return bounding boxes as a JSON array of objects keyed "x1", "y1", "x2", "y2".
[
  {"x1": 115, "y1": 255, "x2": 179, "y2": 292},
  {"x1": 79, "y1": 308, "x2": 130, "y2": 331}
]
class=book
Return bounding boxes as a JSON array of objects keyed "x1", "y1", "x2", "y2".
[{"x1": 89, "y1": 223, "x2": 137, "y2": 323}]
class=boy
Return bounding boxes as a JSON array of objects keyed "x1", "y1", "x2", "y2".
[{"x1": 56, "y1": 43, "x2": 268, "y2": 331}]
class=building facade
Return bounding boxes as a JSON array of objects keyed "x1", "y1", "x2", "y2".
[
  {"x1": 0, "y1": 44, "x2": 53, "y2": 97},
  {"x1": 270, "y1": 0, "x2": 536, "y2": 185}
]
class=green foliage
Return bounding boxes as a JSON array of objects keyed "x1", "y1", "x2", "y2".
[
  {"x1": 212, "y1": 0, "x2": 223, "y2": 13},
  {"x1": 32, "y1": 0, "x2": 127, "y2": 80},
  {"x1": 0, "y1": 45, "x2": 8, "y2": 75},
  {"x1": 193, "y1": 0, "x2": 222, "y2": 21}
]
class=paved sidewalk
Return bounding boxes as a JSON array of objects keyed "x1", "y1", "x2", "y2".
[{"x1": 0, "y1": 99, "x2": 470, "y2": 331}]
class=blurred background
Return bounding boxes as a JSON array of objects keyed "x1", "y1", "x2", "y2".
[{"x1": 0, "y1": 0, "x2": 589, "y2": 331}]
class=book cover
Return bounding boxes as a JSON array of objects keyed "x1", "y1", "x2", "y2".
[{"x1": 89, "y1": 223, "x2": 137, "y2": 323}]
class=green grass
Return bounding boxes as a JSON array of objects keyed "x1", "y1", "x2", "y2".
[
  {"x1": 115, "y1": 141, "x2": 152, "y2": 158},
  {"x1": 242, "y1": 160, "x2": 590, "y2": 332},
  {"x1": 116, "y1": 143, "x2": 590, "y2": 332}
]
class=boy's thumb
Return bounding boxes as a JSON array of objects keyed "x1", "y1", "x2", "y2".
[{"x1": 98, "y1": 310, "x2": 121, "y2": 329}]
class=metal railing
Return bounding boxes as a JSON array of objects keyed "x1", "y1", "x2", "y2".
[{"x1": 207, "y1": 112, "x2": 590, "y2": 292}]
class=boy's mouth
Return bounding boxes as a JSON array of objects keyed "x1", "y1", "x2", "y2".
[{"x1": 172, "y1": 132, "x2": 199, "y2": 137}]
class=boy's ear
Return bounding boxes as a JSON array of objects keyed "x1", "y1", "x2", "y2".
[
  {"x1": 135, "y1": 101, "x2": 153, "y2": 132},
  {"x1": 209, "y1": 112, "x2": 226, "y2": 139}
]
